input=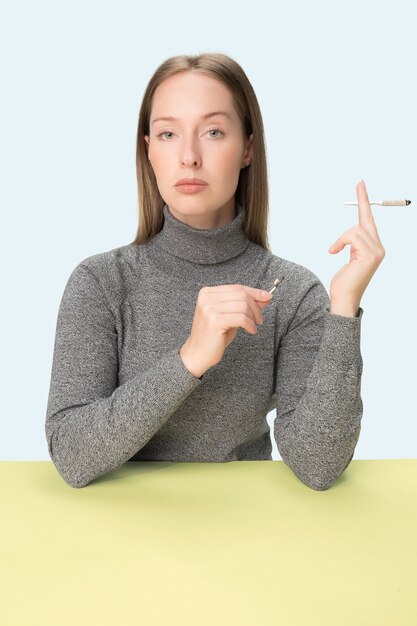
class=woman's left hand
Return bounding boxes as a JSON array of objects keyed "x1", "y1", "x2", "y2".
[{"x1": 328, "y1": 180, "x2": 385, "y2": 312}]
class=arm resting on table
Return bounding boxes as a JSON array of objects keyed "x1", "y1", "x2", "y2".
[
  {"x1": 45, "y1": 263, "x2": 203, "y2": 489},
  {"x1": 274, "y1": 278, "x2": 364, "y2": 491}
]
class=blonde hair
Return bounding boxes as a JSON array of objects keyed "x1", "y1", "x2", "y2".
[{"x1": 131, "y1": 52, "x2": 271, "y2": 251}]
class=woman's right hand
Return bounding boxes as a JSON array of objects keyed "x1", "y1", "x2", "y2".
[{"x1": 179, "y1": 284, "x2": 273, "y2": 378}]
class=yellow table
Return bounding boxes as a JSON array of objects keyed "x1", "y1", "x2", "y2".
[{"x1": 1, "y1": 460, "x2": 416, "y2": 626}]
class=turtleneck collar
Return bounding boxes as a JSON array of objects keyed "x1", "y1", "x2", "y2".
[{"x1": 151, "y1": 202, "x2": 251, "y2": 265}]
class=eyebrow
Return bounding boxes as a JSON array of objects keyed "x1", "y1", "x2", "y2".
[{"x1": 151, "y1": 111, "x2": 232, "y2": 125}]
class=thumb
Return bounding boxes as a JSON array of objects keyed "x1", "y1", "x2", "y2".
[{"x1": 258, "y1": 301, "x2": 271, "y2": 309}]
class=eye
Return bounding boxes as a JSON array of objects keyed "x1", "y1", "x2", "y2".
[
  {"x1": 207, "y1": 127, "x2": 225, "y2": 138},
  {"x1": 156, "y1": 127, "x2": 225, "y2": 141},
  {"x1": 157, "y1": 131, "x2": 174, "y2": 140}
]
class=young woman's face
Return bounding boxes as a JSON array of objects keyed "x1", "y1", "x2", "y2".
[{"x1": 144, "y1": 71, "x2": 253, "y2": 226}]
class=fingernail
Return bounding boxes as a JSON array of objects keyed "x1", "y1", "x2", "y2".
[{"x1": 262, "y1": 291, "x2": 272, "y2": 298}]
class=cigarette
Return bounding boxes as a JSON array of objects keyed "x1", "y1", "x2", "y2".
[
  {"x1": 268, "y1": 277, "x2": 284, "y2": 295},
  {"x1": 344, "y1": 199, "x2": 411, "y2": 206}
]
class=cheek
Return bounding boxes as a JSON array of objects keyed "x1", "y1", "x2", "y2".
[
  {"x1": 211, "y1": 145, "x2": 242, "y2": 172},
  {"x1": 149, "y1": 150, "x2": 168, "y2": 175}
]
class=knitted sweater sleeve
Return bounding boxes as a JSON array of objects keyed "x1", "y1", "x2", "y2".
[
  {"x1": 45, "y1": 263, "x2": 203, "y2": 489},
  {"x1": 273, "y1": 278, "x2": 364, "y2": 491}
]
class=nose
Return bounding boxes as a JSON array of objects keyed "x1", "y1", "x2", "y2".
[
  {"x1": 179, "y1": 135, "x2": 202, "y2": 168},
  {"x1": 181, "y1": 155, "x2": 200, "y2": 167}
]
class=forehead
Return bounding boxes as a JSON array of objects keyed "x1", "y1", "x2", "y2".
[{"x1": 150, "y1": 72, "x2": 237, "y2": 121}]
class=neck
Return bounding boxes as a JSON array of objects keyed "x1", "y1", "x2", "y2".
[
  {"x1": 166, "y1": 200, "x2": 237, "y2": 230},
  {"x1": 149, "y1": 201, "x2": 250, "y2": 265}
]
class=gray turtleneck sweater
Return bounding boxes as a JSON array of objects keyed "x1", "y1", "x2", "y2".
[{"x1": 45, "y1": 203, "x2": 364, "y2": 490}]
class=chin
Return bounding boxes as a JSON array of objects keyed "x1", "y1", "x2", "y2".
[{"x1": 170, "y1": 197, "x2": 216, "y2": 212}]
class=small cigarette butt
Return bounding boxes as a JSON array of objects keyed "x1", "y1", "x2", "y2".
[{"x1": 268, "y1": 277, "x2": 284, "y2": 295}]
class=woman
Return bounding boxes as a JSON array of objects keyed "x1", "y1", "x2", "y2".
[{"x1": 45, "y1": 53, "x2": 385, "y2": 490}]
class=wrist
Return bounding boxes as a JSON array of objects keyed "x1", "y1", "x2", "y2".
[
  {"x1": 329, "y1": 300, "x2": 360, "y2": 317},
  {"x1": 179, "y1": 339, "x2": 208, "y2": 379}
]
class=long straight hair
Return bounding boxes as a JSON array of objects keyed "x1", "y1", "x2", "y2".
[{"x1": 131, "y1": 52, "x2": 271, "y2": 252}]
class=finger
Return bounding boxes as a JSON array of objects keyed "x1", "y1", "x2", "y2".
[
  {"x1": 221, "y1": 313, "x2": 259, "y2": 335},
  {"x1": 357, "y1": 180, "x2": 383, "y2": 246},
  {"x1": 230, "y1": 285, "x2": 273, "y2": 317},
  {"x1": 329, "y1": 227, "x2": 376, "y2": 256},
  {"x1": 337, "y1": 224, "x2": 381, "y2": 254},
  {"x1": 205, "y1": 284, "x2": 272, "y2": 303},
  {"x1": 215, "y1": 291, "x2": 265, "y2": 324},
  {"x1": 217, "y1": 299, "x2": 264, "y2": 325}
]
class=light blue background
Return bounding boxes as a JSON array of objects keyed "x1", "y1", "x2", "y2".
[{"x1": 1, "y1": 0, "x2": 415, "y2": 460}]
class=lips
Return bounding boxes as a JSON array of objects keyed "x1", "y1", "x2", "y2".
[{"x1": 175, "y1": 178, "x2": 208, "y2": 186}]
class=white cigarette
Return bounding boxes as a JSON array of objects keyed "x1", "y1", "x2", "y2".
[{"x1": 344, "y1": 199, "x2": 411, "y2": 206}]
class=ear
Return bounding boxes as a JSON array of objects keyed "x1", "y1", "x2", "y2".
[
  {"x1": 144, "y1": 136, "x2": 151, "y2": 160},
  {"x1": 245, "y1": 133, "x2": 254, "y2": 162}
]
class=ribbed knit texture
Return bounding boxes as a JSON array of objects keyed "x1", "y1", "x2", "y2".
[{"x1": 45, "y1": 202, "x2": 364, "y2": 489}]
